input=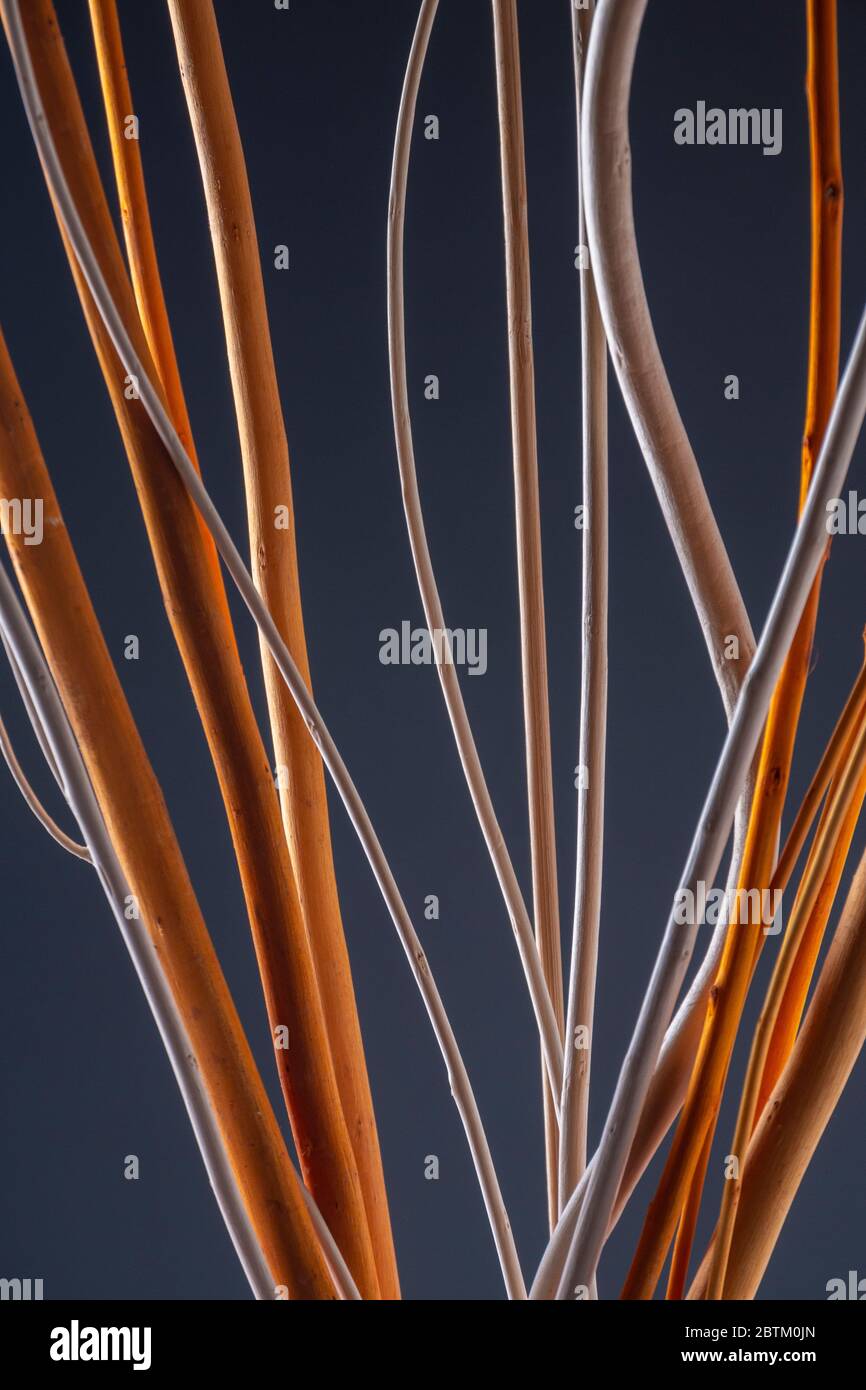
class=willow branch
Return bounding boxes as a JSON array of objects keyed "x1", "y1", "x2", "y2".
[
  {"x1": 0, "y1": 707, "x2": 89, "y2": 859},
  {"x1": 623, "y1": 574, "x2": 825, "y2": 1301},
  {"x1": 164, "y1": 0, "x2": 397, "y2": 1297},
  {"x1": 387, "y1": 1, "x2": 563, "y2": 1128},
  {"x1": 491, "y1": 0, "x2": 564, "y2": 1223},
  {"x1": 688, "y1": 836, "x2": 866, "y2": 1299},
  {"x1": 708, "y1": 699, "x2": 866, "y2": 1298},
  {"x1": 583, "y1": 0, "x2": 755, "y2": 713},
  {"x1": 2, "y1": 628, "x2": 62, "y2": 784},
  {"x1": 559, "y1": 0, "x2": 609, "y2": 1215},
  {"x1": 87, "y1": 0, "x2": 230, "y2": 608}
]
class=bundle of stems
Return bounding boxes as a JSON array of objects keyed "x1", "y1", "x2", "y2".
[{"x1": 2, "y1": 0, "x2": 866, "y2": 1303}]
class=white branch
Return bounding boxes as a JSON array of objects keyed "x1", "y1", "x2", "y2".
[
  {"x1": 558, "y1": 0, "x2": 609, "y2": 1216},
  {"x1": 387, "y1": 0, "x2": 564, "y2": 1112}
]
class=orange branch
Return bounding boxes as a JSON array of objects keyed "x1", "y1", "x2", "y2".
[
  {"x1": 688, "y1": 834, "x2": 866, "y2": 1299},
  {"x1": 87, "y1": 0, "x2": 228, "y2": 612},
  {"x1": 4, "y1": 0, "x2": 380, "y2": 1298},
  {"x1": 165, "y1": 0, "x2": 398, "y2": 1297},
  {"x1": 0, "y1": 323, "x2": 333, "y2": 1299}
]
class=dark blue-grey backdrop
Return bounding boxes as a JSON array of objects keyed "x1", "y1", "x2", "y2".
[{"x1": 1, "y1": 0, "x2": 865, "y2": 1300}]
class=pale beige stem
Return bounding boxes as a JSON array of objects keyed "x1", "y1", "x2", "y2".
[{"x1": 492, "y1": 0, "x2": 564, "y2": 1231}]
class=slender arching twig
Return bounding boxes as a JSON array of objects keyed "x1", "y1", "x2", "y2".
[
  {"x1": 582, "y1": 0, "x2": 755, "y2": 714},
  {"x1": 2, "y1": 629, "x2": 63, "y2": 786},
  {"x1": 387, "y1": 0, "x2": 564, "y2": 1116},
  {"x1": 559, "y1": 0, "x2": 609, "y2": 1217},
  {"x1": 2, "y1": 0, "x2": 527, "y2": 1300},
  {"x1": 0, "y1": 707, "x2": 89, "y2": 860},
  {"x1": 491, "y1": 0, "x2": 565, "y2": 1225},
  {"x1": 87, "y1": 0, "x2": 232, "y2": 612}
]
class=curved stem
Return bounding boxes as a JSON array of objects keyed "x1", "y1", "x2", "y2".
[
  {"x1": 559, "y1": 0, "x2": 609, "y2": 1215},
  {"x1": 0, "y1": 707, "x2": 89, "y2": 859},
  {"x1": 491, "y1": 0, "x2": 564, "y2": 1224},
  {"x1": 583, "y1": 0, "x2": 755, "y2": 714},
  {"x1": 387, "y1": 0, "x2": 564, "y2": 1108},
  {"x1": 87, "y1": 0, "x2": 231, "y2": 612}
]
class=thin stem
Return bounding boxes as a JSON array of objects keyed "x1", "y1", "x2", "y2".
[
  {"x1": 387, "y1": 0, "x2": 564, "y2": 1113},
  {"x1": 4, "y1": 0, "x2": 526, "y2": 1298},
  {"x1": 0, "y1": 707, "x2": 89, "y2": 859},
  {"x1": 491, "y1": 0, "x2": 564, "y2": 1223},
  {"x1": 582, "y1": 0, "x2": 755, "y2": 717},
  {"x1": 666, "y1": 1129, "x2": 710, "y2": 1301},
  {"x1": 87, "y1": 0, "x2": 231, "y2": 610},
  {"x1": 559, "y1": 0, "x2": 609, "y2": 1215},
  {"x1": 2, "y1": 629, "x2": 62, "y2": 786}
]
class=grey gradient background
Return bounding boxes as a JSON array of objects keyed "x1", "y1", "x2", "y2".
[{"x1": 1, "y1": 0, "x2": 866, "y2": 1300}]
